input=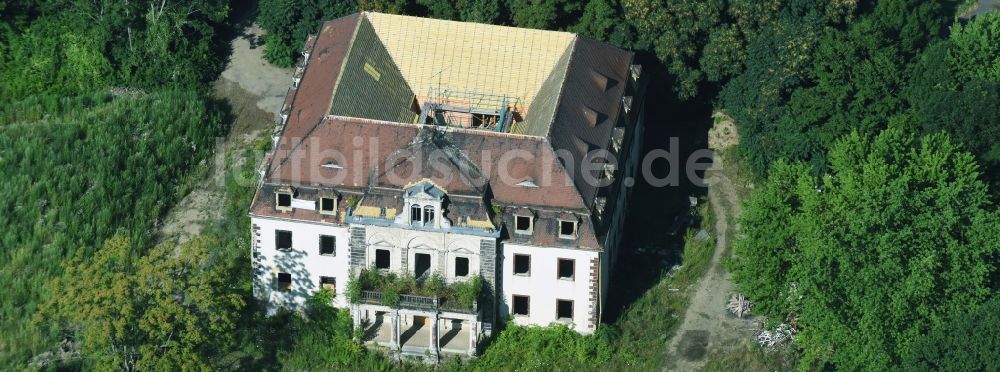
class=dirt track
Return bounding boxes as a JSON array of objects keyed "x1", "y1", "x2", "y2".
[
  {"x1": 662, "y1": 120, "x2": 756, "y2": 371},
  {"x1": 158, "y1": 25, "x2": 289, "y2": 243}
]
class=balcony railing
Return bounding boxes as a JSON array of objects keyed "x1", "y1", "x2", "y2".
[{"x1": 358, "y1": 290, "x2": 477, "y2": 314}]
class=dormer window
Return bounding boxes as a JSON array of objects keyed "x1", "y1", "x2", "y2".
[
  {"x1": 559, "y1": 220, "x2": 577, "y2": 239},
  {"x1": 411, "y1": 204, "x2": 422, "y2": 224},
  {"x1": 423, "y1": 205, "x2": 435, "y2": 225},
  {"x1": 514, "y1": 215, "x2": 533, "y2": 234},
  {"x1": 400, "y1": 180, "x2": 447, "y2": 228},
  {"x1": 319, "y1": 196, "x2": 336, "y2": 215},
  {"x1": 275, "y1": 187, "x2": 293, "y2": 212}
]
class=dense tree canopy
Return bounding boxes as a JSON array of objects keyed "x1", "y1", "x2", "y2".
[
  {"x1": 38, "y1": 236, "x2": 245, "y2": 370},
  {"x1": 730, "y1": 129, "x2": 1000, "y2": 369}
]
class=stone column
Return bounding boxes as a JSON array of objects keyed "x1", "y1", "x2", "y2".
[
  {"x1": 430, "y1": 313, "x2": 440, "y2": 360},
  {"x1": 469, "y1": 320, "x2": 478, "y2": 356},
  {"x1": 391, "y1": 310, "x2": 401, "y2": 350}
]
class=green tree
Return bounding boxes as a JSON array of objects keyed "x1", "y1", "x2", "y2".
[
  {"x1": 258, "y1": 0, "x2": 357, "y2": 67},
  {"x1": 622, "y1": 0, "x2": 723, "y2": 99},
  {"x1": 508, "y1": 0, "x2": 582, "y2": 30},
  {"x1": 905, "y1": 13, "x2": 1000, "y2": 187},
  {"x1": 731, "y1": 129, "x2": 1000, "y2": 369},
  {"x1": 568, "y1": 0, "x2": 619, "y2": 41},
  {"x1": 902, "y1": 297, "x2": 1000, "y2": 371},
  {"x1": 38, "y1": 236, "x2": 245, "y2": 370}
]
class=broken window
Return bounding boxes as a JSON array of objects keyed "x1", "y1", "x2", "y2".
[
  {"x1": 557, "y1": 299, "x2": 573, "y2": 320},
  {"x1": 512, "y1": 295, "x2": 530, "y2": 316},
  {"x1": 375, "y1": 249, "x2": 390, "y2": 269},
  {"x1": 558, "y1": 258, "x2": 575, "y2": 280},
  {"x1": 276, "y1": 191, "x2": 292, "y2": 211},
  {"x1": 513, "y1": 254, "x2": 530, "y2": 276},
  {"x1": 414, "y1": 253, "x2": 431, "y2": 278},
  {"x1": 320, "y1": 197, "x2": 336, "y2": 214},
  {"x1": 423, "y1": 205, "x2": 435, "y2": 225},
  {"x1": 454, "y1": 257, "x2": 470, "y2": 277},
  {"x1": 559, "y1": 220, "x2": 577, "y2": 238},
  {"x1": 320, "y1": 276, "x2": 336, "y2": 293},
  {"x1": 276, "y1": 230, "x2": 292, "y2": 251},
  {"x1": 319, "y1": 235, "x2": 335, "y2": 256},
  {"x1": 515, "y1": 215, "x2": 532, "y2": 234},
  {"x1": 411, "y1": 204, "x2": 422, "y2": 224},
  {"x1": 277, "y1": 272, "x2": 292, "y2": 292}
]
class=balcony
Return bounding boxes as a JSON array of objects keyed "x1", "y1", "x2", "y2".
[{"x1": 348, "y1": 269, "x2": 481, "y2": 314}]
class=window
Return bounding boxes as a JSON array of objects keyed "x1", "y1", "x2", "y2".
[
  {"x1": 557, "y1": 299, "x2": 574, "y2": 320},
  {"x1": 375, "y1": 249, "x2": 390, "y2": 269},
  {"x1": 319, "y1": 235, "x2": 335, "y2": 256},
  {"x1": 515, "y1": 215, "x2": 533, "y2": 234},
  {"x1": 559, "y1": 220, "x2": 577, "y2": 239},
  {"x1": 512, "y1": 295, "x2": 530, "y2": 316},
  {"x1": 277, "y1": 272, "x2": 291, "y2": 292},
  {"x1": 513, "y1": 254, "x2": 530, "y2": 276},
  {"x1": 414, "y1": 253, "x2": 431, "y2": 278},
  {"x1": 454, "y1": 257, "x2": 470, "y2": 277},
  {"x1": 558, "y1": 258, "x2": 575, "y2": 280},
  {"x1": 276, "y1": 191, "x2": 292, "y2": 211},
  {"x1": 320, "y1": 276, "x2": 336, "y2": 293},
  {"x1": 423, "y1": 205, "x2": 435, "y2": 225},
  {"x1": 276, "y1": 230, "x2": 292, "y2": 251},
  {"x1": 320, "y1": 197, "x2": 336, "y2": 214},
  {"x1": 411, "y1": 204, "x2": 422, "y2": 224}
]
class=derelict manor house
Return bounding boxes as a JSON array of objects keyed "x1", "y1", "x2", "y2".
[{"x1": 249, "y1": 12, "x2": 647, "y2": 357}]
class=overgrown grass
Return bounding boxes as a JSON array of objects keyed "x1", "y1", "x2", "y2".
[
  {"x1": 606, "y1": 203, "x2": 716, "y2": 369},
  {"x1": 0, "y1": 90, "x2": 223, "y2": 366},
  {"x1": 700, "y1": 341, "x2": 798, "y2": 371}
]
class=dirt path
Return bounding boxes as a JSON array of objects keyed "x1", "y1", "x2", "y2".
[
  {"x1": 662, "y1": 119, "x2": 756, "y2": 371},
  {"x1": 157, "y1": 25, "x2": 289, "y2": 243}
]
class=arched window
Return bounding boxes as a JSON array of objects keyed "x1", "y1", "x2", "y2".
[
  {"x1": 423, "y1": 205, "x2": 435, "y2": 225},
  {"x1": 411, "y1": 204, "x2": 422, "y2": 224}
]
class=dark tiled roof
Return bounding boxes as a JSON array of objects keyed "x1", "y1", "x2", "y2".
[
  {"x1": 269, "y1": 14, "x2": 359, "y2": 176},
  {"x1": 546, "y1": 36, "x2": 633, "y2": 209},
  {"x1": 266, "y1": 117, "x2": 589, "y2": 210}
]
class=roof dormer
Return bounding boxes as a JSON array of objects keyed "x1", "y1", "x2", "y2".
[{"x1": 395, "y1": 179, "x2": 451, "y2": 229}]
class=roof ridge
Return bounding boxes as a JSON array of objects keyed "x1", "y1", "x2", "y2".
[
  {"x1": 328, "y1": 115, "x2": 552, "y2": 141},
  {"x1": 325, "y1": 14, "x2": 365, "y2": 116},
  {"x1": 544, "y1": 35, "x2": 579, "y2": 138},
  {"x1": 361, "y1": 11, "x2": 575, "y2": 38}
]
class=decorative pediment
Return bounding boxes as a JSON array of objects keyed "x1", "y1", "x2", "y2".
[
  {"x1": 404, "y1": 179, "x2": 447, "y2": 201},
  {"x1": 451, "y1": 247, "x2": 476, "y2": 255}
]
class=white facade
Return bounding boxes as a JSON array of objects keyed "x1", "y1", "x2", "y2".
[
  {"x1": 252, "y1": 217, "x2": 351, "y2": 310},
  {"x1": 500, "y1": 243, "x2": 599, "y2": 334}
]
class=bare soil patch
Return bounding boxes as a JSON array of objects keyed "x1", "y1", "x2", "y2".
[{"x1": 662, "y1": 118, "x2": 757, "y2": 371}]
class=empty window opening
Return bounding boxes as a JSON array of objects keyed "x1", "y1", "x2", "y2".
[
  {"x1": 411, "y1": 204, "x2": 422, "y2": 224},
  {"x1": 513, "y1": 254, "x2": 530, "y2": 275},
  {"x1": 423, "y1": 205, "x2": 435, "y2": 225},
  {"x1": 276, "y1": 230, "x2": 292, "y2": 251},
  {"x1": 375, "y1": 249, "x2": 391, "y2": 269},
  {"x1": 320, "y1": 235, "x2": 336, "y2": 256},
  {"x1": 559, "y1": 220, "x2": 577, "y2": 238},
  {"x1": 277, "y1": 272, "x2": 291, "y2": 292},
  {"x1": 512, "y1": 295, "x2": 530, "y2": 316},
  {"x1": 276, "y1": 192, "x2": 292, "y2": 208},
  {"x1": 515, "y1": 215, "x2": 532, "y2": 234},
  {"x1": 558, "y1": 259, "x2": 575, "y2": 280},
  {"x1": 320, "y1": 197, "x2": 336, "y2": 214},
  {"x1": 455, "y1": 257, "x2": 470, "y2": 277},
  {"x1": 557, "y1": 299, "x2": 573, "y2": 320},
  {"x1": 414, "y1": 253, "x2": 431, "y2": 278},
  {"x1": 320, "y1": 276, "x2": 336, "y2": 293}
]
